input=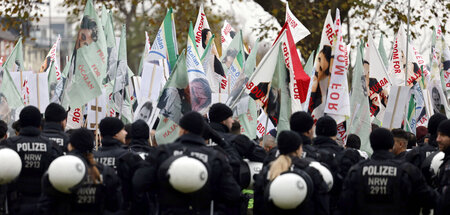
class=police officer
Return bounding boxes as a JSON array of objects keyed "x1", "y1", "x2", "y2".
[
  {"x1": 312, "y1": 116, "x2": 346, "y2": 212},
  {"x1": 94, "y1": 117, "x2": 143, "y2": 214},
  {"x1": 391, "y1": 128, "x2": 408, "y2": 160},
  {"x1": 0, "y1": 120, "x2": 7, "y2": 140},
  {"x1": 254, "y1": 130, "x2": 330, "y2": 215},
  {"x1": 406, "y1": 113, "x2": 444, "y2": 170},
  {"x1": 209, "y1": 103, "x2": 266, "y2": 162},
  {"x1": 40, "y1": 128, "x2": 122, "y2": 214},
  {"x1": 290, "y1": 111, "x2": 320, "y2": 159},
  {"x1": 436, "y1": 119, "x2": 450, "y2": 214},
  {"x1": 133, "y1": 111, "x2": 241, "y2": 214},
  {"x1": 339, "y1": 128, "x2": 437, "y2": 215},
  {"x1": 1, "y1": 106, "x2": 61, "y2": 214},
  {"x1": 128, "y1": 119, "x2": 154, "y2": 160},
  {"x1": 42, "y1": 103, "x2": 70, "y2": 153}
]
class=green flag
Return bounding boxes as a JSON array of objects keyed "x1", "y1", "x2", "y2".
[
  {"x1": 348, "y1": 43, "x2": 372, "y2": 154},
  {"x1": 271, "y1": 45, "x2": 291, "y2": 134},
  {"x1": 1, "y1": 38, "x2": 24, "y2": 109},
  {"x1": 147, "y1": 8, "x2": 178, "y2": 71},
  {"x1": 378, "y1": 34, "x2": 389, "y2": 70},
  {"x1": 62, "y1": 0, "x2": 108, "y2": 109},
  {"x1": 155, "y1": 50, "x2": 188, "y2": 144},
  {"x1": 112, "y1": 24, "x2": 133, "y2": 123},
  {"x1": 103, "y1": 9, "x2": 117, "y2": 85},
  {"x1": 405, "y1": 92, "x2": 416, "y2": 133},
  {"x1": 237, "y1": 39, "x2": 260, "y2": 139}
]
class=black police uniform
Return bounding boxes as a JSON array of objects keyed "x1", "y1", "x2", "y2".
[
  {"x1": 129, "y1": 138, "x2": 154, "y2": 161},
  {"x1": 94, "y1": 137, "x2": 143, "y2": 214},
  {"x1": 339, "y1": 150, "x2": 437, "y2": 215},
  {"x1": 133, "y1": 133, "x2": 241, "y2": 215},
  {"x1": 264, "y1": 133, "x2": 320, "y2": 165},
  {"x1": 254, "y1": 156, "x2": 330, "y2": 215},
  {"x1": 313, "y1": 136, "x2": 345, "y2": 212},
  {"x1": 41, "y1": 121, "x2": 70, "y2": 153},
  {"x1": 405, "y1": 144, "x2": 438, "y2": 175},
  {"x1": 1, "y1": 126, "x2": 61, "y2": 214},
  {"x1": 210, "y1": 122, "x2": 267, "y2": 162},
  {"x1": 39, "y1": 151, "x2": 123, "y2": 215},
  {"x1": 436, "y1": 147, "x2": 450, "y2": 215}
]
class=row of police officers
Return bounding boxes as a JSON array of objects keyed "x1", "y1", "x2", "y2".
[{"x1": 0, "y1": 103, "x2": 449, "y2": 215}]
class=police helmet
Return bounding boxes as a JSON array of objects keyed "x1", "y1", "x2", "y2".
[
  {"x1": 0, "y1": 148, "x2": 22, "y2": 184},
  {"x1": 167, "y1": 156, "x2": 208, "y2": 193},
  {"x1": 430, "y1": 151, "x2": 445, "y2": 176},
  {"x1": 240, "y1": 159, "x2": 263, "y2": 189},
  {"x1": 309, "y1": 161, "x2": 334, "y2": 191},
  {"x1": 48, "y1": 155, "x2": 87, "y2": 193},
  {"x1": 269, "y1": 173, "x2": 308, "y2": 210}
]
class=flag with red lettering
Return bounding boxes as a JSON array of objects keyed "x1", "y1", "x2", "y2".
[
  {"x1": 302, "y1": 50, "x2": 316, "y2": 111},
  {"x1": 221, "y1": 20, "x2": 236, "y2": 51},
  {"x1": 193, "y1": 4, "x2": 211, "y2": 57},
  {"x1": 256, "y1": 109, "x2": 275, "y2": 138},
  {"x1": 368, "y1": 33, "x2": 391, "y2": 124},
  {"x1": 308, "y1": 10, "x2": 334, "y2": 121},
  {"x1": 276, "y1": 22, "x2": 310, "y2": 113},
  {"x1": 155, "y1": 50, "x2": 188, "y2": 144},
  {"x1": 187, "y1": 23, "x2": 212, "y2": 114},
  {"x1": 387, "y1": 24, "x2": 420, "y2": 87},
  {"x1": 232, "y1": 39, "x2": 260, "y2": 139},
  {"x1": 146, "y1": 8, "x2": 178, "y2": 71},
  {"x1": 45, "y1": 35, "x2": 64, "y2": 104},
  {"x1": 62, "y1": 0, "x2": 107, "y2": 109},
  {"x1": 285, "y1": 2, "x2": 310, "y2": 43},
  {"x1": 348, "y1": 43, "x2": 372, "y2": 154},
  {"x1": 66, "y1": 107, "x2": 84, "y2": 130},
  {"x1": 244, "y1": 30, "x2": 284, "y2": 112},
  {"x1": 324, "y1": 9, "x2": 350, "y2": 124}
]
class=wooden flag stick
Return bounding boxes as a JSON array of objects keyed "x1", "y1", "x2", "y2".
[{"x1": 36, "y1": 73, "x2": 41, "y2": 111}]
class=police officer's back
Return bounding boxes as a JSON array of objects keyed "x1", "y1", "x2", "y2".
[
  {"x1": 339, "y1": 128, "x2": 437, "y2": 215},
  {"x1": 128, "y1": 119, "x2": 154, "y2": 160},
  {"x1": 312, "y1": 116, "x2": 347, "y2": 212},
  {"x1": 209, "y1": 103, "x2": 266, "y2": 162},
  {"x1": 1, "y1": 106, "x2": 61, "y2": 214},
  {"x1": 41, "y1": 103, "x2": 70, "y2": 153},
  {"x1": 435, "y1": 119, "x2": 450, "y2": 214},
  {"x1": 254, "y1": 130, "x2": 330, "y2": 215},
  {"x1": 133, "y1": 111, "x2": 241, "y2": 215},
  {"x1": 94, "y1": 117, "x2": 143, "y2": 213},
  {"x1": 40, "y1": 128, "x2": 122, "y2": 214}
]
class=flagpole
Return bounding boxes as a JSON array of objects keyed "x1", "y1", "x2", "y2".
[
  {"x1": 36, "y1": 73, "x2": 40, "y2": 110},
  {"x1": 405, "y1": 0, "x2": 411, "y2": 84}
]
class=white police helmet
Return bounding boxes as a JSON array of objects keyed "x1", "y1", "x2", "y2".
[
  {"x1": 269, "y1": 173, "x2": 308, "y2": 210},
  {"x1": 309, "y1": 161, "x2": 334, "y2": 191},
  {"x1": 48, "y1": 155, "x2": 86, "y2": 194},
  {"x1": 168, "y1": 156, "x2": 208, "y2": 193},
  {"x1": 242, "y1": 159, "x2": 263, "y2": 189},
  {"x1": 430, "y1": 151, "x2": 445, "y2": 176},
  {"x1": 0, "y1": 148, "x2": 22, "y2": 184}
]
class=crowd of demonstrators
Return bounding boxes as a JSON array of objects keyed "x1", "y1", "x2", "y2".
[{"x1": 0, "y1": 103, "x2": 450, "y2": 214}]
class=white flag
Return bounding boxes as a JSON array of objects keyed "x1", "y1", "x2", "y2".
[
  {"x1": 221, "y1": 20, "x2": 236, "y2": 51},
  {"x1": 193, "y1": 4, "x2": 211, "y2": 57},
  {"x1": 285, "y1": 2, "x2": 310, "y2": 43}
]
